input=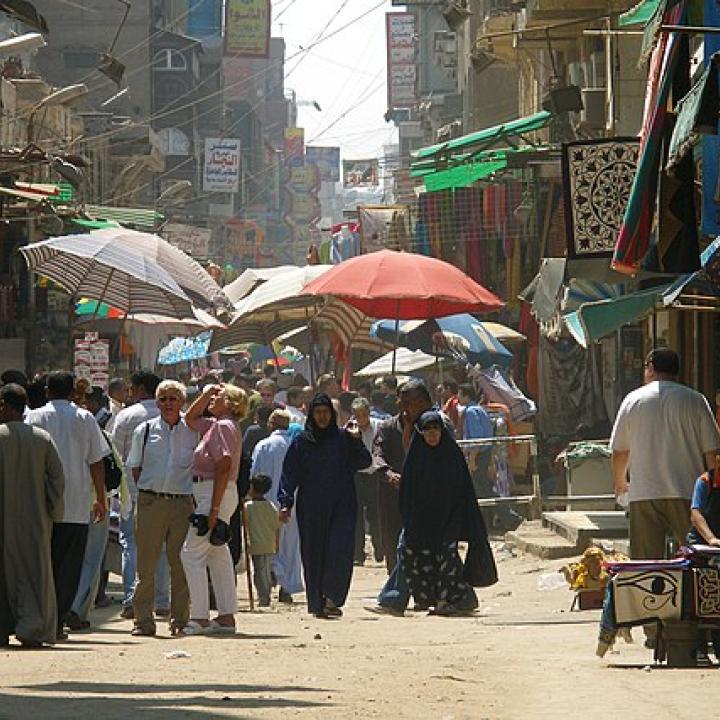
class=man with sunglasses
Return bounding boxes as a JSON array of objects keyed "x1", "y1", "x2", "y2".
[{"x1": 125, "y1": 381, "x2": 197, "y2": 636}]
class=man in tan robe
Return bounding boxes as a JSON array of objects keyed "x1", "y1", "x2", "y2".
[{"x1": 0, "y1": 383, "x2": 65, "y2": 647}]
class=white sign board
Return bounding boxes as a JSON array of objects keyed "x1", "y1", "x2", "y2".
[
  {"x1": 203, "y1": 138, "x2": 241, "y2": 192},
  {"x1": 161, "y1": 222, "x2": 212, "y2": 259}
]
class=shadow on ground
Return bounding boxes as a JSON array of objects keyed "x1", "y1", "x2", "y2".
[{"x1": 0, "y1": 681, "x2": 330, "y2": 719}]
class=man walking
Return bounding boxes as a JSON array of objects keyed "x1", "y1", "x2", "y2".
[
  {"x1": 0, "y1": 384, "x2": 65, "y2": 647},
  {"x1": 611, "y1": 349, "x2": 720, "y2": 643},
  {"x1": 111, "y1": 370, "x2": 168, "y2": 619},
  {"x1": 350, "y1": 397, "x2": 382, "y2": 565},
  {"x1": 251, "y1": 410, "x2": 304, "y2": 603},
  {"x1": 125, "y1": 380, "x2": 197, "y2": 636},
  {"x1": 26, "y1": 371, "x2": 108, "y2": 640}
]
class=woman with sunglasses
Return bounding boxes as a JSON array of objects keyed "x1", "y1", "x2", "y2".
[
  {"x1": 182, "y1": 383, "x2": 248, "y2": 635},
  {"x1": 399, "y1": 411, "x2": 497, "y2": 616}
]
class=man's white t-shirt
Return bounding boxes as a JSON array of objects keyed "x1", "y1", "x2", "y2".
[
  {"x1": 27, "y1": 399, "x2": 109, "y2": 523},
  {"x1": 610, "y1": 381, "x2": 720, "y2": 502}
]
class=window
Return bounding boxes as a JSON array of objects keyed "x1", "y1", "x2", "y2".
[
  {"x1": 152, "y1": 49, "x2": 187, "y2": 71},
  {"x1": 157, "y1": 127, "x2": 190, "y2": 156}
]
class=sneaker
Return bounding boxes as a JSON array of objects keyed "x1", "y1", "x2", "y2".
[
  {"x1": 364, "y1": 604, "x2": 404, "y2": 617},
  {"x1": 208, "y1": 620, "x2": 236, "y2": 635},
  {"x1": 119, "y1": 606, "x2": 134, "y2": 620},
  {"x1": 180, "y1": 620, "x2": 213, "y2": 636}
]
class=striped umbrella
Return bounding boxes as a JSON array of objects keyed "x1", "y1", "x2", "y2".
[
  {"x1": 20, "y1": 234, "x2": 193, "y2": 318},
  {"x1": 40, "y1": 228, "x2": 229, "y2": 311}
]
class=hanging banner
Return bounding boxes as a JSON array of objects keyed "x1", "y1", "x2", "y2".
[
  {"x1": 386, "y1": 12, "x2": 417, "y2": 109},
  {"x1": 203, "y1": 137, "x2": 241, "y2": 192},
  {"x1": 284, "y1": 127, "x2": 305, "y2": 167},
  {"x1": 306, "y1": 146, "x2": 341, "y2": 182},
  {"x1": 289, "y1": 165, "x2": 320, "y2": 194},
  {"x1": 225, "y1": 0, "x2": 271, "y2": 58},
  {"x1": 343, "y1": 158, "x2": 379, "y2": 187}
]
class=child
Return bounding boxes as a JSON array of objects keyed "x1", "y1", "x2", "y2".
[{"x1": 245, "y1": 474, "x2": 280, "y2": 607}]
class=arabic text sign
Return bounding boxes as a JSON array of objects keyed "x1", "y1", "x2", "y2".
[
  {"x1": 225, "y1": 0, "x2": 271, "y2": 58},
  {"x1": 386, "y1": 12, "x2": 417, "y2": 109},
  {"x1": 306, "y1": 146, "x2": 340, "y2": 182},
  {"x1": 161, "y1": 222, "x2": 212, "y2": 259},
  {"x1": 203, "y1": 138, "x2": 241, "y2": 192},
  {"x1": 284, "y1": 127, "x2": 305, "y2": 167}
]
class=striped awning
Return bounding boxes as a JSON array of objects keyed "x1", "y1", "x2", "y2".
[
  {"x1": 84, "y1": 205, "x2": 164, "y2": 230},
  {"x1": 314, "y1": 299, "x2": 390, "y2": 353}
]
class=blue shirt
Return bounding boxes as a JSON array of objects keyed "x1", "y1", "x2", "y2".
[
  {"x1": 463, "y1": 403, "x2": 493, "y2": 441},
  {"x1": 692, "y1": 474, "x2": 711, "y2": 510}
]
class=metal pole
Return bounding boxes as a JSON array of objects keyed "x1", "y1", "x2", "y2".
[{"x1": 26, "y1": 217, "x2": 36, "y2": 378}]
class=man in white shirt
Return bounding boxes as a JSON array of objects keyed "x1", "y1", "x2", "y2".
[
  {"x1": 125, "y1": 380, "x2": 197, "y2": 636},
  {"x1": 285, "y1": 386, "x2": 306, "y2": 426},
  {"x1": 611, "y1": 347, "x2": 720, "y2": 642},
  {"x1": 110, "y1": 370, "x2": 167, "y2": 618},
  {"x1": 26, "y1": 371, "x2": 107, "y2": 640},
  {"x1": 350, "y1": 397, "x2": 382, "y2": 565}
]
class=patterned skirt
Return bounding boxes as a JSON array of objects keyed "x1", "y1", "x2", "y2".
[{"x1": 400, "y1": 542, "x2": 476, "y2": 610}]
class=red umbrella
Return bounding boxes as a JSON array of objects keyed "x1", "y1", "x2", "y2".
[{"x1": 301, "y1": 249, "x2": 503, "y2": 319}]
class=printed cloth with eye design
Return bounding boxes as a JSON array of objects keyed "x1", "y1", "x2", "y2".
[{"x1": 605, "y1": 559, "x2": 689, "y2": 626}]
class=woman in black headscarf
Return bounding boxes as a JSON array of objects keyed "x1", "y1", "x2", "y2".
[
  {"x1": 399, "y1": 411, "x2": 497, "y2": 615},
  {"x1": 279, "y1": 394, "x2": 372, "y2": 618}
]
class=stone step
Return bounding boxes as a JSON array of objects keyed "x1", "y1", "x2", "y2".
[
  {"x1": 505, "y1": 520, "x2": 581, "y2": 560},
  {"x1": 542, "y1": 511, "x2": 628, "y2": 546}
]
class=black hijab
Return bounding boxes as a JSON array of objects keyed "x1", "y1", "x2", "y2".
[
  {"x1": 399, "y1": 411, "x2": 497, "y2": 587},
  {"x1": 303, "y1": 393, "x2": 339, "y2": 444}
]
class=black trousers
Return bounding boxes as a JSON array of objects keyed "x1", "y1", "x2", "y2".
[
  {"x1": 51, "y1": 523, "x2": 89, "y2": 632},
  {"x1": 0, "y1": 543, "x2": 12, "y2": 643}
]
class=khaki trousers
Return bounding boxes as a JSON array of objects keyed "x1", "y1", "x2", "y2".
[
  {"x1": 629, "y1": 497, "x2": 691, "y2": 643},
  {"x1": 628, "y1": 498, "x2": 692, "y2": 560},
  {"x1": 133, "y1": 491, "x2": 193, "y2": 630}
]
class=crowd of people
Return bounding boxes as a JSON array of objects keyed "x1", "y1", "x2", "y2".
[{"x1": 0, "y1": 362, "x2": 499, "y2": 647}]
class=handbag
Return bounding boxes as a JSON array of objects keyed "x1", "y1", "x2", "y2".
[{"x1": 102, "y1": 431, "x2": 123, "y2": 492}]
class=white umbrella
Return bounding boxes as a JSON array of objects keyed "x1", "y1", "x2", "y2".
[
  {"x1": 209, "y1": 265, "x2": 332, "y2": 351},
  {"x1": 354, "y1": 348, "x2": 441, "y2": 377},
  {"x1": 222, "y1": 265, "x2": 299, "y2": 304},
  {"x1": 74, "y1": 306, "x2": 225, "y2": 336},
  {"x1": 46, "y1": 228, "x2": 229, "y2": 311},
  {"x1": 21, "y1": 235, "x2": 193, "y2": 318},
  {"x1": 483, "y1": 321, "x2": 526, "y2": 343}
]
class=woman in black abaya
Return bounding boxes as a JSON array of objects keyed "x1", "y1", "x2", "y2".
[{"x1": 399, "y1": 411, "x2": 497, "y2": 615}]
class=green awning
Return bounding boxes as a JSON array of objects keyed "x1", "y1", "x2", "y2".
[
  {"x1": 413, "y1": 111, "x2": 552, "y2": 161},
  {"x1": 83, "y1": 205, "x2": 164, "y2": 231},
  {"x1": 619, "y1": 0, "x2": 661, "y2": 27},
  {"x1": 422, "y1": 159, "x2": 507, "y2": 192},
  {"x1": 563, "y1": 287, "x2": 667, "y2": 348},
  {"x1": 71, "y1": 218, "x2": 121, "y2": 229}
]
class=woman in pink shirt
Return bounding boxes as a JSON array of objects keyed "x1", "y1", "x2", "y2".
[{"x1": 182, "y1": 383, "x2": 247, "y2": 635}]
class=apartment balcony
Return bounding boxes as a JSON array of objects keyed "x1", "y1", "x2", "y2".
[{"x1": 523, "y1": 0, "x2": 613, "y2": 22}]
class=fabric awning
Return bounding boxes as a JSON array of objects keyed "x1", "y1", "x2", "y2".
[
  {"x1": 422, "y1": 158, "x2": 507, "y2": 192},
  {"x1": 563, "y1": 286, "x2": 667, "y2": 348},
  {"x1": 83, "y1": 205, "x2": 164, "y2": 230},
  {"x1": 413, "y1": 111, "x2": 552, "y2": 161},
  {"x1": 619, "y1": 0, "x2": 661, "y2": 26}
]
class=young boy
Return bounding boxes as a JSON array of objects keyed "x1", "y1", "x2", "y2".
[{"x1": 245, "y1": 474, "x2": 280, "y2": 607}]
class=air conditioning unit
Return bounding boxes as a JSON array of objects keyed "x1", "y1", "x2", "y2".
[{"x1": 581, "y1": 87, "x2": 606, "y2": 129}]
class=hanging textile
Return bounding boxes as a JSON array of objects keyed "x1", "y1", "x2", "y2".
[
  {"x1": 562, "y1": 139, "x2": 640, "y2": 259},
  {"x1": 652, "y1": 33, "x2": 700, "y2": 274},
  {"x1": 702, "y1": 0, "x2": 720, "y2": 236},
  {"x1": 465, "y1": 187, "x2": 485, "y2": 285},
  {"x1": 611, "y1": 0, "x2": 685, "y2": 276}
]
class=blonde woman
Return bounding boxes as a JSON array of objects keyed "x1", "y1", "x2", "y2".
[{"x1": 182, "y1": 383, "x2": 247, "y2": 635}]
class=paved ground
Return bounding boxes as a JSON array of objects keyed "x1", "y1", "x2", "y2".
[{"x1": 1, "y1": 543, "x2": 719, "y2": 719}]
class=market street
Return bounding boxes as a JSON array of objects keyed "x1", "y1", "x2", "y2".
[{"x1": 1, "y1": 546, "x2": 717, "y2": 720}]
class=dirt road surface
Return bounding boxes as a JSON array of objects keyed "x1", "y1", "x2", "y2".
[{"x1": 1, "y1": 544, "x2": 719, "y2": 719}]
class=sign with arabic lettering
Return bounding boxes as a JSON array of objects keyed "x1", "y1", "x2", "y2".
[
  {"x1": 225, "y1": 0, "x2": 271, "y2": 58},
  {"x1": 203, "y1": 138, "x2": 241, "y2": 192},
  {"x1": 306, "y1": 146, "x2": 341, "y2": 182},
  {"x1": 386, "y1": 12, "x2": 417, "y2": 109}
]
